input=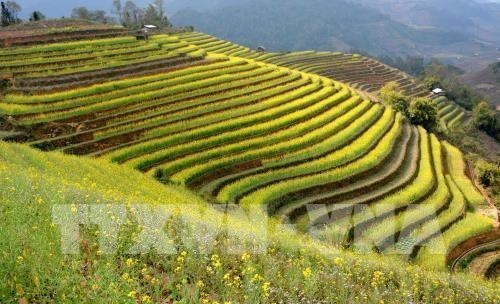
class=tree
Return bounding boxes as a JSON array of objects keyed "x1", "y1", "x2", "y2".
[
  {"x1": 154, "y1": 0, "x2": 170, "y2": 27},
  {"x1": 1, "y1": 2, "x2": 11, "y2": 26},
  {"x1": 422, "y1": 76, "x2": 441, "y2": 90},
  {"x1": 112, "y1": 0, "x2": 123, "y2": 22},
  {"x1": 29, "y1": 10, "x2": 46, "y2": 22},
  {"x1": 473, "y1": 101, "x2": 500, "y2": 140},
  {"x1": 71, "y1": 6, "x2": 113, "y2": 23},
  {"x1": 141, "y1": 0, "x2": 170, "y2": 28},
  {"x1": 92, "y1": 10, "x2": 109, "y2": 23},
  {"x1": 1, "y1": 1, "x2": 21, "y2": 26},
  {"x1": 408, "y1": 97, "x2": 438, "y2": 130},
  {"x1": 379, "y1": 82, "x2": 409, "y2": 116},
  {"x1": 71, "y1": 7, "x2": 91, "y2": 20},
  {"x1": 4, "y1": 1, "x2": 20, "y2": 20},
  {"x1": 122, "y1": 1, "x2": 142, "y2": 28}
]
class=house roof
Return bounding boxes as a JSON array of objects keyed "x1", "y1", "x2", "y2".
[
  {"x1": 143, "y1": 25, "x2": 158, "y2": 29},
  {"x1": 432, "y1": 88, "x2": 445, "y2": 94}
]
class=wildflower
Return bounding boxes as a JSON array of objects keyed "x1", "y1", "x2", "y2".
[
  {"x1": 197, "y1": 280, "x2": 205, "y2": 288},
  {"x1": 251, "y1": 274, "x2": 264, "y2": 283},
  {"x1": 142, "y1": 295, "x2": 152, "y2": 303},
  {"x1": 241, "y1": 252, "x2": 251, "y2": 262},
  {"x1": 262, "y1": 281, "x2": 271, "y2": 297},
  {"x1": 334, "y1": 257, "x2": 344, "y2": 266},
  {"x1": 302, "y1": 267, "x2": 312, "y2": 279},
  {"x1": 177, "y1": 255, "x2": 185, "y2": 263},
  {"x1": 127, "y1": 291, "x2": 136, "y2": 298},
  {"x1": 211, "y1": 254, "x2": 222, "y2": 269},
  {"x1": 125, "y1": 259, "x2": 135, "y2": 267}
]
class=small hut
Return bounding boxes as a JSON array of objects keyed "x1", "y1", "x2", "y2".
[
  {"x1": 256, "y1": 46, "x2": 266, "y2": 52},
  {"x1": 431, "y1": 88, "x2": 446, "y2": 97},
  {"x1": 136, "y1": 25, "x2": 158, "y2": 41}
]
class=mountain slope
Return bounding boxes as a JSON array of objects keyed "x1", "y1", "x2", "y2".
[
  {"x1": 1, "y1": 140, "x2": 498, "y2": 302},
  {"x1": 171, "y1": 0, "x2": 468, "y2": 57},
  {"x1": 353, "y1": 0, "x2": 500, "y2": 43},
  {"x1": 464, "y1": 62, "x2": 500, "y2": 109}
]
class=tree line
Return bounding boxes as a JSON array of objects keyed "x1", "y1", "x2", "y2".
[{"x1": 1, "y1": 0, "x2": 171, "y2": 29}]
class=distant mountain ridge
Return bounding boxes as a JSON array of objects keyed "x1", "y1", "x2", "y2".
[
  {"x1": 351, "y1": 0, "x2": 500, "y2": 43},
  {"x1": 171, "y1": 0, "x2": 470, "y2": 58}
]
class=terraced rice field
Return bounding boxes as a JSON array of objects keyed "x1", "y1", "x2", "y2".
[
  {"x1": 432, "y1": 96, "x2": 470, "y2": 130},
  {"x1": 174, "y1": 32, "x2": 429, "y2": 98},
  {"x1": 174, "y1": 32, "x2": 472, "y2": 132},
  {"x1": 0, "y1": 32, "x2": 494, "y2": 271},
  {"x1": 0, "y1": 20, "x2": 130, "y2": 48}
]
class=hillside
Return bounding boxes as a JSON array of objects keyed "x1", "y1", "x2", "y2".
[
  {"x1": 172, "y1": 32, "x2": 500, "y2": 160},
  {"x1": 464, "y1": 62, "x2": 500, "y2": 109},
  {"x1": 0, "y1": 28, "x2": 499, "y2": 302},
  {"x1": 1, "y1": 141, "x2": 499, "y2": 302},
  {"x1": 353, "y1": 0, "x2": 500, "y2": 44},
  {"x1": 171, "y1": 0, "x2": 469, "y2": 58}
]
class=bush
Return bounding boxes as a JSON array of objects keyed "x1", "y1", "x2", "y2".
[
  {"x1": 473, "y1": 101, "x2": 500, "y2": 141},
  {"x1": 379, "y1": 82, "x2": 409, "y2": 116},
  {"x1": 475, "y1": 160, "x2": 500, "y2": 188},
  {"x1": 422, "y1": 76, "x2": 441, "y2": 90},
  {"x1": 408, "y1": 97, "x2": 438, "y2": 131}
]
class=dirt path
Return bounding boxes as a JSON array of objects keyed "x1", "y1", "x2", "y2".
[
  {"x1": 448, "y1": 229, "x2": 500, "y2": 272},
  {"x1": 467, "y1": 251, "x2": 500, "y2": 277}
]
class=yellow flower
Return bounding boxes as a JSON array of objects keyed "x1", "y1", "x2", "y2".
[
  {"x1": 302, "y1": 267, "x2": 312, "y2": 279},
  {"x1": 197, "y1": 280, "x2": 205, "y2": 288},
  {"x1": 241, "y1": 252, "x2": 251, "y2": 262},
  {"x1": 334, "y1": 257, "x2": 344, "y2": 266},
  {"x1": 251, "y1": 274, "x2": 264, "y2": 283},
  {"x1": 141, "y1": 295, "x2": 152, "y2": 303},
  {"x1": 127, "y1": 291, "x2": 136, "y2": 298},
  {"x1": 125, "y1": 259, "x2": 135, "y2": 267},
  {"x1": 262, "y1": 281, "x2": 271, "y2": 297}
]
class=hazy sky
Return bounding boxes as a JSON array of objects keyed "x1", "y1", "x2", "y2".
[{"x1": 14, "y1": 0, "x2": 500, "y2": 18}]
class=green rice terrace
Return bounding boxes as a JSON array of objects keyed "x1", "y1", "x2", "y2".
[{"x1": 0, "y1": 29, "x2": 499, "y2": 303}]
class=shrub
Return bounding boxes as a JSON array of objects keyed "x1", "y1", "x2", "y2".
[
  {"x1": 408, "y1": 97, "x2": 438, "y2": 131},
  {"x1": 473, "y1": 101, "x2": 500, "y2": 141},
  {"x1": 475, "y1": 160, "x2": 500, "y2": 188},
  {"x1": 379, "y1": 82, "x2": 410, "y2": 117}
]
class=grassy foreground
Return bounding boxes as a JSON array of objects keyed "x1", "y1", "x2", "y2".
[{"x1": 0, "y1": 141, "x2": 498, "y2": 303}]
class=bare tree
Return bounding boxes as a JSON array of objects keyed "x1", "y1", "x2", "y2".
[
  {"x1": 112, "y1": 0, "x2": 122, "y2": 22},
  {"x1": 123, "y1": 1, "x2": 142, "y2": 28},
  {"x1": 4, "y1": 1, "x2": 20, "y2": 20},
  {"x1": 1, "y1": 1, "x2": 21, "y2": 26},
  {"x1": 71, "y1": 7, "x2": 91, "y2": 20}
]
